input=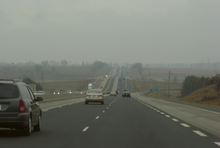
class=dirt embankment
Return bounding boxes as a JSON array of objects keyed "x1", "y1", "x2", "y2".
[
  {"x1": 180, "y1": 84, "x2": 220, "y2": 106},
  {"x1": 148, "y1": 84, "x2": 220, "y2": 107},
  {"x1": 130, "y1": 79, "x2": 220, "y2": 107}
]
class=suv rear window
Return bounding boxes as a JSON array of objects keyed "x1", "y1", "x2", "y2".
[{"x1": 0, "y1": 83, "x2": 19, "y2": 99}]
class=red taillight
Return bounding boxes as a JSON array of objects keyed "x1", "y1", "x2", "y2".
[
  {"x1": 97, "y1": 95, "x2": 103, "y2": 97},
  {"x1": 86, "y1": 94, "x2": 91, "y2": 96},
  {"x1": 19, "y1": 99, "x2": 25, "y2": 113}
]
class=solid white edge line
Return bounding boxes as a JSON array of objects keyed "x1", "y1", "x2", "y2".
[
  {"x1": 193, "y1": 130, "x2": 207, "y2": 137},
  {"x1": 214, "y1": 142, "x2": 220, "y2": 146},
  {"x1": 153, "y1": 98, "x2": 220, "y2": 115},
  {"x1": 180, "y1": 123, "x2": 190, "y2": 127},
  {"x1": 82, "y1": 127, "x2": 89, "y2": 132}
]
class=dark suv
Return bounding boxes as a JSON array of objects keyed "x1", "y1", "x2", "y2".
[
  {"x1": 122, "y1": 90, "x2": 131, "y2": 98},
  {"x1": 0, "y1": 79, "x2": 43, "y2": 136}
]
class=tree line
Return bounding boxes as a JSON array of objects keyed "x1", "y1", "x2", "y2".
[{"x1": 181, "y1": 74, "x2": 220, "y2": 97}]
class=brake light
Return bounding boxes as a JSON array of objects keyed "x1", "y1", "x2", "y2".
[
  {"x1": 97, "y1": 95, "x2": 103, "y2": 97},
  {"x1": 86, "y1": 94, "x2": 91, "y2": 96},
  {"x1": 19, "y1": 99, "x2": 25, "y2": 113}
]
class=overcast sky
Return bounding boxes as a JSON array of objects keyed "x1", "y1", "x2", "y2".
[{"x1": 0, "y1": 0, "x2": 219, "y2": 65}]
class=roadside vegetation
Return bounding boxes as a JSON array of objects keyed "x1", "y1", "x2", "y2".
[{"x1": 127, "y1": 65, "x2": 220, "y2": 106}]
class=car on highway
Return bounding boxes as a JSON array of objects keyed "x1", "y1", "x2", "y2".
[
  {"x1": 0, "y1": 79, "x2": 43, "y2": 136},
  {"x1": 62, "y1": 90, "x2": 72, "y2": 94},
  {"x1": 110, "y1": 91, "x2": 117, "y2": 96},
  {"x1": 122, "y1": 90, "x2": 131, "y2": 98},
  {"x1": 53, "y1": 90, "x2": 60, "y2": 94},
  {"x1": 85, "y1": 89, "x2": 104, "y2": 104},
  {"x1": 116, "y1": 90, "x2": 120, "y2": 94},
  {"x1": 33, "y1": 90, "x2": 45, "y2": 95}
]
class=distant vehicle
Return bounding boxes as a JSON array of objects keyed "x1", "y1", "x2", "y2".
[
  {"x1": 116, "y1": 90, "x2": 120, "y2": 94},
  {"x1": 110, "y1": 91, "x2": 117, "y2": 96},
  {"x1": 88, "y1": 83, "x2": 93, "y2": 90},
  {"x1": 106, "y1": 91, "x2": 110, "y2": 94},
  {"x1": 122, "y1": 90, "x2": 131, "y2": 98},
  {"x1": 33, "y1": 90, "x2": 45, "y2": 95},
  {"x1": 85, "y1": 89, "x2": 104, "y2": 105},
  {"x1": 62, "y1": 90, "x2": 72, "y2": 94},
  {"x1": 0, "y1": 79, "x2": 43, "y2": 136},
  {"x1": 53, "y1": 90, "x2": 60, "y2": 94}
]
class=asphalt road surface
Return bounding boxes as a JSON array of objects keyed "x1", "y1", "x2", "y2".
[
  {"x1": 1, "y1": 95, "x2": 219, "y2": 148},
  {"x1": 0, "y1": 68, "x2": 220, "y2": 148}
]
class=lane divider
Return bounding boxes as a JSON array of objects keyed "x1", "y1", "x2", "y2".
[
  {"x1": 124, "y1": 97, "x2": 220, "y2": 146},
  {"x1": 193, "y1": 130, "x2": 207, "y2": 137},
  {"x1": 181, "y1": 123, "x2": 190, "y2": 127},
  {"x1": 172, "y1": 118, "x2": 179, "y2": 122},
  {"x1": 82, "y1": 127, "x2": 89, "y2": 132}
]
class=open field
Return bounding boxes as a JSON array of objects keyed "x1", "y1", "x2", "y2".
[
  {"x1": 127, "y1": 67, "x2": 220, "y2": 107},
  {"x1": 0, "y1": 66, "x2": 111, "y2": 83},
  {"x1": 127, "y1": 67, "x2": 217, "y2": 82},
  {"x1": 146, "y1": 84, "x2": 220, "y2": 107},
  {"x1": 129, "y1": 80, "x2": 182, "y2": 92}
]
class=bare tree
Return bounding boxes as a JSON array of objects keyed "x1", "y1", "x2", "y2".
[
  {"x1": 60, "y1": 60, "x2": 68, "y2": 66},
  {"x1": 173, "y1": 75, "x2": 178, "y2": 83}
]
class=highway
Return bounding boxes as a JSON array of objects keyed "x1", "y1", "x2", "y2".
[{"x1": 0, "y1": 67, "x2": 220, "y2": 148}]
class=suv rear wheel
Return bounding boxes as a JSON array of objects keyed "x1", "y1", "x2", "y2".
[
  {"x1": 34, "y1": 115, "x2": 41, "y2": 131},
  {"x1": 23, "y1": 118, "x2": 31, "y2": 136}
]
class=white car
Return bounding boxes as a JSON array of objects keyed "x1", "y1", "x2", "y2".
[{"x1": 85, "y1": 89, "x2": 104, "y2": 105}]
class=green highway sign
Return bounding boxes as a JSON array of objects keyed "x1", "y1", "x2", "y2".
[{"x1": 150, "y1": 87, "x2": 160, "y2": 92}]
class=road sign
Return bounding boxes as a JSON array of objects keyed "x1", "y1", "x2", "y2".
[{"x1": 150, "y1": 87, "x2": 160, "y2": 92}]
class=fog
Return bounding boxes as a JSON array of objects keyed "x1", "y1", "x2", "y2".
[{"x1": 0, "y1": 0, "x2": 219, "y2": 65}]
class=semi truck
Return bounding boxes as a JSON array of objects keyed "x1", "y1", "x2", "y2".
[{"x1": 88, "y1": 83, "x2": 93, "y2": 89}]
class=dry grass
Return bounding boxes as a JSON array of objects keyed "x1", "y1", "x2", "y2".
[
  {"x1": 43, "y1": 79, "x2": 93, "y2": 93},
  {"x1": 127, "y1": 67, "x2": 216, "y2": 82},
  {"x1": 148, "y1": 90, "x2": 181, "y2": 100},
  {"x1": 127, "y1": 67, "x2": 220, "y2": 106},
  {"x1": 129, "y1": 80, "x2": 182, "y2": 92},
  {"x1": 180, "y1": 84, "x2": 220, "y2": 106}
]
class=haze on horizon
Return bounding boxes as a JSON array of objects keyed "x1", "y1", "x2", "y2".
[{"x1": 0, "y1": 0, "x2": 219, "y2": 65}]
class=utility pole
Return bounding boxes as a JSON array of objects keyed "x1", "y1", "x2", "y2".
[
  {"x1": 168, "y1": 70, "x2": 171, "y2": 98},
  {"x1": 41, "y1": 71, "x2": 43, "y2": 90},
  {"x1": 147, "y1": 68, "x2": 150, "y2": 91}
]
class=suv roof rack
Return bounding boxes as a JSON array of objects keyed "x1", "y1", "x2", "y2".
[{"x1": 0, "y1": 79, "x2": 21, "y2": 83}]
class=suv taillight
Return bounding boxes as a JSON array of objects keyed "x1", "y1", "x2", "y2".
[{"x1": 19, "y1": 99, "x2": 25, "y2": 113}]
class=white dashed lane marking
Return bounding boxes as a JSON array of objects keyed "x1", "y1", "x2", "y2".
[
  {"x1": 214, "y1": 142, "x2": 220, "y2": 146},
  {"x1": 172, "y1": 118, "x2": 179, "y2": 122},
  {"x1": 102, "y1": 111, "x2": 105, "y2": 113},
  {"x1": 180, "y1": 123, "x2": 190, "y2": 127},
  {"x1": 82, "y1": 127, "x2": 89, "y2": 132},
  {"x1": 193, "y1": 130, "x2": 207, "y2": 137},
  {"x1": 165, "y1": 115, "x2": 171, "y2": 118},
  {"x1": 96, "y1": 116, "x2": 99, "y2": 119},
  {"x1": 160, "y1": 112, "x2": 164, "y2": 114}
]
